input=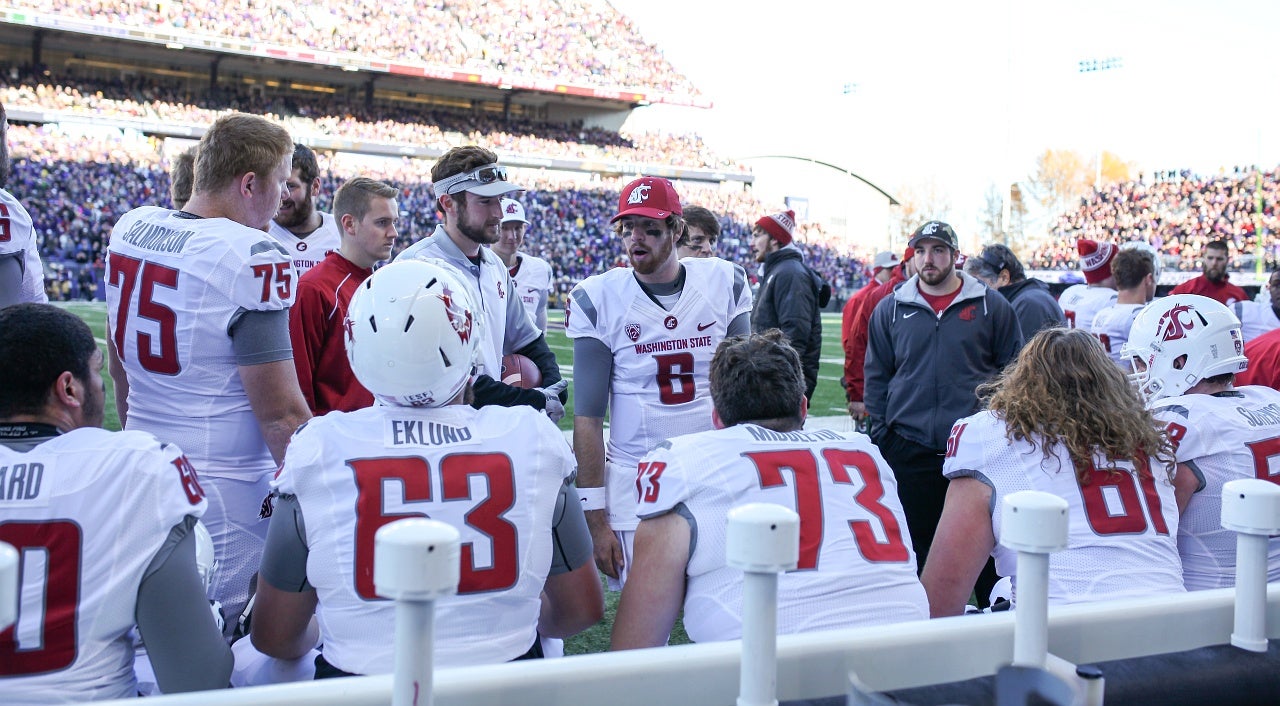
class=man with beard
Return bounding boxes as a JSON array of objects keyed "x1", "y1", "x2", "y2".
[
  {"x1": 864, "y1": 220, "x2": 1022, "y2": 604},
  {"x1": 566, "y1": 176, "x2": 752, "y2": 589},
  {"x1": 750, "y1": 209, "x2": 823, "y2": 400},
  {"x1": 395, "y1": 146, "x2": 566, "y2": 416},
  {"x1": 1170, "y1": 239, "x2": 1248, "y2": 305},
  {"x1": 268, "y1": 144, "x2": 342, "y2": 278},
  {"x1": 0, "y1": 101, "x2": 48, "y2": 306}
]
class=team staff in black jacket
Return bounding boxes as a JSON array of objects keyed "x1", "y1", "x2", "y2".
[
  {"x1": 865, "y1": 220, "x2": 1023, "y2": 604},
  {"x1": 750, "y1": 209, "x2": 823, "y2": 400}
]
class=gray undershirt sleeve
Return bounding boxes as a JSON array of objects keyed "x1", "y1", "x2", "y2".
[
  {"x1": 549, "y1": 480, "x2": 593, "y2": 575},
  {"x1": 727, "y1": 311, "x2": 751, "y2": 337},
  {"x1": 228, "y1": 308, "x2": 294, "y2": 366},
  {"x1": 136, "y1": 516, "x2": 233, "y2": 693},
  {"x1": 259, "y1": 494, "x2": 312, "y2": 592},
  {"x1": 572, "y1": 336, "x2": 613, "y2": 418},
  {"x1": 0, "y1": 253, "x2": 22, "y2": 308}
]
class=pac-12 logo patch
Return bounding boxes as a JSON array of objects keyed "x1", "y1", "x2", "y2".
[
  {"x1": 625, "y1": 323, "x2": 641, "y2": 342},
  {"x1": 664, "y1": 315, "x2": 678, "y2": 330}
]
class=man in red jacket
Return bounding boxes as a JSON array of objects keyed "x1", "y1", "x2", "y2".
[
  {"x1": 289, "y1": 177, "x2": 400, "y2": 414},
  {"x1": 846, "y1": 247, "x2": 915, "y2": 421},
  {"x1": 1169, "y1": 240, "x2": 1248, "y2": 304},
  {"x1": 842, "y1": 250, "x2": 900, "y2": 395}
]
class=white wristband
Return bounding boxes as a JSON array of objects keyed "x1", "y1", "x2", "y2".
[{"x1": 577, "y1": 487, "x2": 606, "y2": 511}]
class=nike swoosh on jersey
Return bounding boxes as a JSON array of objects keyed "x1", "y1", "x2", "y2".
[
  {"x1": 903, "y1": 312, "x2": 918, "y2": 319},
  {"x1": 697, "y1": 321, "x2": 716, "y2": 331}
]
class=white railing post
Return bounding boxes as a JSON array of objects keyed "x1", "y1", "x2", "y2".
[
  {"x1": 0, "y1": 541, "x2": 17, "y2": 631},
  {"x1": 375, "y1": 518, "x2": 461, "y2": 706},
  {"x1": 726, "y1": 502, "x2": 799, "y2": 706},
  {"x1": 1220, "y1": 478, "x2": 1280, "y2": 652},
  {"x1": 1000, "y1": 490, "x2": 1069, "y2": 668}
]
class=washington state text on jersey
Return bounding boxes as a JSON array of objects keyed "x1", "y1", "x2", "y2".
[
  {"x1": 117, "y1": 221, "x2": 198, "y2": 253},
  {"x1": 633, "y1": 335, "x2": 714, "y2": 355},
  {"x1": 387, "y1": 419, "x2": 473, "y2": 446}
]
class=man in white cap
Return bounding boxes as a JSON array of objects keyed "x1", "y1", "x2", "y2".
[
  {"x1": 491, "y1": 197, "x2": 554, "y2": 332},
  {"x1": 396, "y1": 146, "x2": 566, "y2": 418}
]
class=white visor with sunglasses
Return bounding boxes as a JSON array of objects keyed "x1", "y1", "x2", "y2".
[{"x1": 432, "y1": 163, "x2": 523, "y2": 197}]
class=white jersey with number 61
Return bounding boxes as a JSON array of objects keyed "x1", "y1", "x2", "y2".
[{"x1": 943, "y1": 410, "x2": 1184, "y2": 606}]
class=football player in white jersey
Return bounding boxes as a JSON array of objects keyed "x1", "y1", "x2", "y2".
[
  {"x1": 169, "y1": 145, "x2": 197, "y2": 210},
  {"x1": 268, "y1": 144, "x2": 342, "y2": 278},
  {"x1": 611, "y1": 331, "x2": 927, "y2": 649},
  {"x1": 1059, "y1": 238, "x2": 1118, "y2": 331},
  {"x1": 923, "y1": 328, "x2": 1183, "y2": 615},
  {"x1": 492, "y1": 197, "x2": 554, "y2": 332},
  {"x1": 568, "y1": 176, "x2": 753, "y2": 589},
  {"x1": 251, "y1": 260, "x2": 602, "y2": 674},
  {"x1": 106, "y1": 113, "x2": 312, "y2": 631},
  {"x1": 0, "y1": 102, "x2": 48, "y2": 306},
  {"x1": 1124, "y1": 294, "x2": 1280, "y2": 590},
  {"x1": 1090, "y1": 247, "x2": 1157, "y2": 368},
  {"x1": 395, "y1": 146, "x2": 567, "y2": 417},
  {"x1": 1231, "y1": 269, "x2": 1280, "y2": 341},
  {"x1": 0, "y1": 304, "x2": 230, "y2": 701}
]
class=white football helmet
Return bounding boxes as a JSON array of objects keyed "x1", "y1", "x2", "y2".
[
  {"x1": 346, "y1": 259, "x2": 481, "y2": 407},
  {"x1": 1122, "y1": 294, "x2": 1248, "y2": 402},
  {"x1": 1119, "y1": 240, "x2": 1163, "y2": 281}
]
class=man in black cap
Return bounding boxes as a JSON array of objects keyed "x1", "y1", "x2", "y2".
[{"x1": 864, "y1": 221, "x2": 1023, "y2": 604}]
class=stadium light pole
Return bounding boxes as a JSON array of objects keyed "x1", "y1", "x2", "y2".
[{"x1": 1077, "y1": 56, "x2": 1123, "y2": 188}]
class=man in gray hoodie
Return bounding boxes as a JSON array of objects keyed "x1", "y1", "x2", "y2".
[{"x1": 865, "y1": 221, "x2": 1023, "y2": 600}]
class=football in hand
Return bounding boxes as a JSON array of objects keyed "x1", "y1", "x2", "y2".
[{"x1": 500, "y1": 353, "x2": 542, "y2": 389}]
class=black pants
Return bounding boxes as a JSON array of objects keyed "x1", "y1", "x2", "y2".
[{"x1": 875, "y1": 427, "x2": 999, "y2": 608}]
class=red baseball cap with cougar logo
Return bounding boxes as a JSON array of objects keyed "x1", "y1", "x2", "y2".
[{"x1": 612, "y1": 177, "x2": 683, "y2": 223}]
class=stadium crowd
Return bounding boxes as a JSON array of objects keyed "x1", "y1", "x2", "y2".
[
  {"x1": 1028, "y1": 166, "x2": 1280, "y2": 272},
  {"x1": 10, "y1": 0, "x2": 700, "y2": 96},
  {"x1": 8, "y1": 125, "x2": 868, "y2": 303},
  {"x1": 0, "y1": 66, "x2": 742, "y2": 170}
]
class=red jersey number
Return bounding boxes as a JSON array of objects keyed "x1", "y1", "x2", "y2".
[
  {"x1": 108, "y1": 253, "x2": 181, "y2": 375},
  {"x1": 0, "y1": 202, "x2": 11, "y2": 242},
  {"x1": 350, "y1": 453, "x2": 518, "y2": 600},
  {"x1": 0, "y1": 521, "x2": 81, "y2": 675},
  {"x1": 1078, "y1": 455, "x2": 1169, "y2": 536},
  {"x1": 655, "y1": 353, "x2": 696, "y2": 404},
  {"x1": 1246, "y1": 436, "x2": 1280, "y2": 485},
  {"x1": 251, "y1": 262, "x2": 293, "y2": 303},
  {"x1": 745, "y1": 448, "x2": 910, "y2": 568}
]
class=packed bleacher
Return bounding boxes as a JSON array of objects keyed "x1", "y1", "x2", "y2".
[
  {"x1": 1028, "y1": 166, "x2": 1280, "y2": 273},
  {"x1": 0, "y1": 66, "x2": 745, "y2": 171},
  {"x1": 10, "y1": 126, "x2": 869, "y2": 303},
  {"x1": 8, "y1": 0, "x2": 700, "y2": 96}
]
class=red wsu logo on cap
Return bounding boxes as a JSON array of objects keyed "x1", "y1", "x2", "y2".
[{"x1": 506, "y1": 202, "x2": 519, "y2": 214}]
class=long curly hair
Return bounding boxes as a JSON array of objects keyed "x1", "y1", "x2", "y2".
[{"x1": 979, "y1": 327, "x2": 1174, "y2": 483}]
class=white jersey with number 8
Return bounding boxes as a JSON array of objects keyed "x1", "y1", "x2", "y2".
[{"x1": 566, "y1": 256, "x2": 751, "y2": 530}]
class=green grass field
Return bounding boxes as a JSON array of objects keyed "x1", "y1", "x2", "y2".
[{"x1": 64, "y1": 301, "x2": 849, "y2": 654}]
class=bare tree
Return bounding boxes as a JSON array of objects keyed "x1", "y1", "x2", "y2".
[
  {"x1": 978, "y1": 183, "x2": 1004, "y2": 244},
  {"x1": 889, "y1": 177, "x2": 953, "y2": 247}
]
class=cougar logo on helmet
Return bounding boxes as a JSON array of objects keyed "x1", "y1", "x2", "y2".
[
  {"x1": 1156, "y1": 304, "x2": 1196, "y2": 342},
  {"x1": 439, "y1": 282, "x2": 473, "y2": 344},
  {"x1": 628, "y1": 184, "x2": 652, "y2": 204}
]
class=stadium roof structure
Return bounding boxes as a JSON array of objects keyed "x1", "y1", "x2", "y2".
[{"x1": 0, "y1": 9, "x2": 749, "y2": 183}]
